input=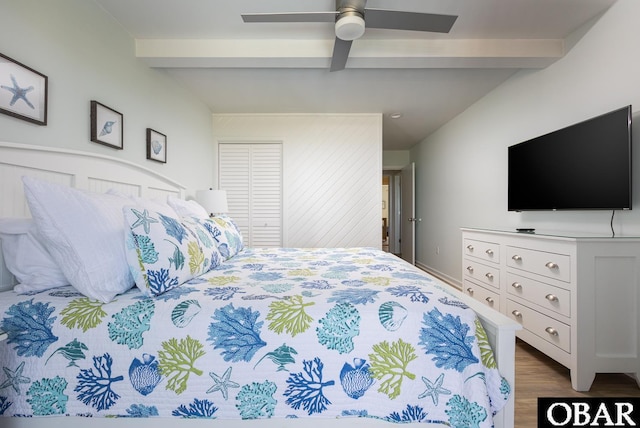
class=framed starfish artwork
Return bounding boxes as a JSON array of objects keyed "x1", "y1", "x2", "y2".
[
  {"x1": 90, "y1": 100, "x2": 123, "y2": 149},
  {"x1": 0, "y1": 53, "x2": 48, "y2": 125},
  {"x1": 146, "y1": 128, "x2": 167, "y2": 163}
]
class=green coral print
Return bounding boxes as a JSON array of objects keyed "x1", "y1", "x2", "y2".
[
  {"x1": 368, "y1": 339, "x2": 417, "y2": 399},
  {"x1": 363, "y1": 277, "x2": 391, "y2": 286},
  {"x1": 107, "y1": 300, "x2": 155, "y2": 349},
  {"x1": 267, "y1": 295, "x2": 315, "y2": 337},
  {"x1": 288, "y1": 268, "x2": 314, "y2": 277},
  {"x1": 235, "y1": 380, "x2": 277, "y2": 419},
  {"x1": 26, "y1": 376, "x2": 68, "y2": 416},
  {"x1": 208, "y1": 276, "x2": 241, "y2": 286},
  {"x1": 158, "y1": 335, "x2": 205, "y2": 394},
  {"x1": 475, "y1": 319, "x2": 496, "y2": 369},
  {"x1": 60, "y1": 298, "x2": 107, "y2": 332},
  {"x1": 188, "y1": 241, "x2": 205, "y2": 275},
  {"x1": 316, "y1": 302, "x2": 360, "y2": 354}
]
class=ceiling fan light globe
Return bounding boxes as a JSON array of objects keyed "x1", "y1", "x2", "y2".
[{"x1": 335, "y1": 15, "x2": 365, "y2": 41}]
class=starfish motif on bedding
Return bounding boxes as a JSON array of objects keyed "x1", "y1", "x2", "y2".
[
  {"x1": 1, "y1": 74, "x2": 35, "y2": 109},
  {"x1": 0, "y1": 361, "x2": 31, "y2": 395},
  {"x1": 130, "y1": 208, "x2": 158, "y2": 234},
  {"x1": 418, "y1": 373, "x2": 451, "y2": 406},
  {"x1": 206, "y1": 366, "x2": 239, "y2": 400}
]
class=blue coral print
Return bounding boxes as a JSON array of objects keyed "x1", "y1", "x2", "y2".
[
  {"x1": 75, "y1": 353, "x2": 124, "y2": 411},
  {"x1": 284, "y1": 358, "x2": 334, "y2": 415},
  {"x1": 1, "y1": 299, "x2": 58, "y2": 357},
  {"x1": 419, "y1": 308, "x2": 478, "y2": 371},
  {"x1": 207, "y1": 304, "x2": 266, "y2": 362}
]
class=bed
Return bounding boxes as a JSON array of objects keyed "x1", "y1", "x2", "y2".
[{"x1": 0, "y1": 142, "x2": 520, "y2": 428}]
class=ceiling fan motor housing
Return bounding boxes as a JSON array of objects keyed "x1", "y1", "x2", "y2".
[{"x1": 335, "y1": 10, "x2": 365, "y2": 41}]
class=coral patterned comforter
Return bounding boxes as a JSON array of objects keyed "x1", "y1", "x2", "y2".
[{"x1": 0, "y1": 247, "x2": 509, "y2": 426}]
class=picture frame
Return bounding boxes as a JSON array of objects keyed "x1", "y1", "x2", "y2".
[
  {"x1": 90, "y1": 100, "x2": 123, "y2": 149},
  {"x1": 146, "y1": 128, "x2": 167, "y2": 163},
  {"x1": 0, "y1": 53, "x2": 48, "y2": 125}
]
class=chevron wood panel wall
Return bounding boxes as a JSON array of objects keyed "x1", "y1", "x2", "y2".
[{"x1": 213, "y1": 114, "x2": 382, "y2": 248}]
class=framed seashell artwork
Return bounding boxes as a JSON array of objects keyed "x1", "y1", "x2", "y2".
[
  {"x1": 0, "y1": 52, "x2": 48, "y2": 125},
  {"x1": 146, "y1": 127, "x2": 167, "y2": 163},
  {"x1": 90, "y1": 100, "x2": 123, "y2": 149}
]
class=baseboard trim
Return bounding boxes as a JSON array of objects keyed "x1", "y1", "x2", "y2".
[{"x1": 414, "y1": 261, "x2": 462, "y2": 290}]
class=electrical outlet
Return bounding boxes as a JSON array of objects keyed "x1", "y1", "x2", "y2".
[{"x1": 436, "y1": 246, "x2": 440, "y2": 255}]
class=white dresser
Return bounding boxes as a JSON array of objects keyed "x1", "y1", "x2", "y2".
[{"x1": 461, "y1": 228, "x2": 640, "y2": 391}]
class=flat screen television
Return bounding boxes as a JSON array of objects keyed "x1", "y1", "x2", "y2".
[{"x1": 508, "y1": 105, "x2": 632, "y2": 211}]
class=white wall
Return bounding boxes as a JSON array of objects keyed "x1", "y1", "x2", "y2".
[
  {"x1": 383, "y1": 150, "x2": 410, "y2": 170},
  {"x1": 0, "y1": 0, "x2": 214, "y2": 194},
  {"x1": 212, "y1": 114, "x2": 382, "y2": 248},
  {"x1": 411, "y1": 0, "x2": 640, "y2": 285}
]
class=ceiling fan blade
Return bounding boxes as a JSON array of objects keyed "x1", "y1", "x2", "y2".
[
  {"x1": 330, "y1": 37, "x2": 353, "y2": 72},
  {"x1": 242, "y1": 12, "x2": 337, "y2": 23},
  {"x1": 363, "y1": 8, "x2": 457, "y2": 33}
]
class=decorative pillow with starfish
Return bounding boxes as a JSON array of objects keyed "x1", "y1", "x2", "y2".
[{"x1": 123, "y1": 206, "x2": 224, "y2": 297}]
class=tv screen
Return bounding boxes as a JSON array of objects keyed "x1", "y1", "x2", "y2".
[{"x1": 508, "y1": 105, "x2": 632, "y2": 211}]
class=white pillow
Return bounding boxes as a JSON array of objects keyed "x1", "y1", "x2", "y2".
[
  {"x1": 22, "y1": 176, "x2": 134, "y2": 302},
  {"x1": 167, "y1": 195, "x2": 209, "y2": 219},
  {"x1": 107, "y1": 189, "x2": 178, "y2": 217},
  {"x1": 0, "y1": 218, "x2": 69, "y2": 293}
]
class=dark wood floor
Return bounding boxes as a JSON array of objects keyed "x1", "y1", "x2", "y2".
[{"x1": 514, "y1": 339, "x2": 640, "y2": 427}]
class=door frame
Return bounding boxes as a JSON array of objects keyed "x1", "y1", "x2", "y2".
[
  {"x1": 400, "y1": 162, "x2": 415, "y2": 265},
  {"x1": 383, "y1": 170, "x2": 402, "y2": 255}
]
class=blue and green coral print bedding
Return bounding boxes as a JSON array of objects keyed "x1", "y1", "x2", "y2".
[{"x1": 0, "y1": 247, "x2": 509, "y2": 426}]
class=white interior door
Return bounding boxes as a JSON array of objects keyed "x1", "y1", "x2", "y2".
[
  {"x1": 219, "y1": 142, "x2": 283, "y2": 247},
  {"x1": 401, "y1": 162, "x2": 415, "y2": 265}
]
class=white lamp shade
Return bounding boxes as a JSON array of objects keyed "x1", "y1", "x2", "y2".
[{"x1": 196, "y1": 189, "x2": 229, "y2": 215}]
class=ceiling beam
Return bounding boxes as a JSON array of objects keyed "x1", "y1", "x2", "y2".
[{"x1": 135, "y1": 38, "x2": 564, "y2": 69}]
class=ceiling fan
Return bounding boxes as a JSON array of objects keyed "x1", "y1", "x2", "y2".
[{"x1": 241, "y1": 0, "x2": 458, "y2": 72}]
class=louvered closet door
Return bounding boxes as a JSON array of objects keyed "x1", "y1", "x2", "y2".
[{"x1": 219, "y1": 143, "x2": 282, "y2": 247}]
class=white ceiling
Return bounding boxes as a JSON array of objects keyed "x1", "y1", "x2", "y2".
[{"x1": 94, "y1": 0, "x2": 616, "y2": 150}]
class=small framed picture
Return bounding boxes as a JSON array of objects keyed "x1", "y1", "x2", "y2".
[
  {"x1": 146, "y1": 128, "x2": 167, "y2": 163},
  {"x1": 90, "y1": 100, "x2": 123, "y2": 149},
  {"x1": 0, "y1": 53, "x2": 48, "y2": 125}
]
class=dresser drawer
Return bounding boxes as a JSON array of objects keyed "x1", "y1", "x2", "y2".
[
  {"x1": 506, "y1": 246, "x2": 571, "y2": 282},
  {"x1": 507, "y1": 299, "x2": 570, "y2": 353},
  {"x1": 463, "y1": 259, "x2": 500, "y2": 289},
  {"x1": 463, "y1": 280, "x2": 500, "y2": 311},
  {"x1": 463, "y1": 238, "x2": 500, "y2": 265},
  {"x1": 507, "y1": 272, "x2": 571, "y2": 317}
]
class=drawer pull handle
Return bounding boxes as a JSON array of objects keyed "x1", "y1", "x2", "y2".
[
  {"x1": 485, "y1": 249, "x2": 494, "y2": 256},
  {"x1": 485, "y1": 273, "x2": 494, "y2": 280},
  {"x1": 467, "y1": 245, "x2": 474, "y2": 252},
  {"x1": 511, "y1": 310, "x2": 522, "y2": 318},
  {"x1": 512, "y1": 255, "x2": 522, "y2": 261},
  {"x1": 466, "y1": 266, "x2": 474, "y2": 273},
  {"x1": 485, "y1": 297, "x2": 494, "y2": 305},
  {"x1": 511, "y1": 282, "x2": 522, "y2": 290},
  {"x1": 545, "y1": 294, "x2": 558, "y2": 302},
  {"x1": 545, "y1": 262, "x2": 559, "y2": 270},
  {"x1": 545, "y1": 327, "x2": 559, "y2": 336},
  {"x1": 466, "y1": 287, "x2": 474, "y2": 295}
]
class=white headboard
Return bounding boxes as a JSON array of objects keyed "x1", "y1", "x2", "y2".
[{"x1": 0, "y1": 142, "x2": 186, "y2": 291}]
